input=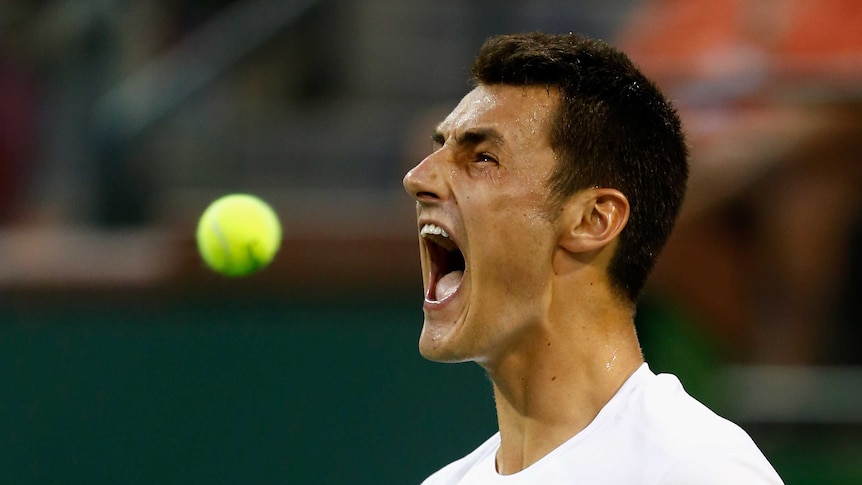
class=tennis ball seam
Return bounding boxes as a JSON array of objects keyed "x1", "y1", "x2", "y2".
[
  {"x1": 196, "y1": 193, "x2": 282, "y2": 277},
  {"x1": 210, "y1": 218, "x2": 234, "y2": 270}
]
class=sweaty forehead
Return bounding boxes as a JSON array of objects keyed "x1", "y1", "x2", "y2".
[{"x1": 438, "y1": 85, "x2": 558, "y2": 143}]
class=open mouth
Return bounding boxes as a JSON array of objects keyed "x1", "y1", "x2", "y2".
[{"x1": 420, "y1": 224, "x2": 465, "y2": 303}]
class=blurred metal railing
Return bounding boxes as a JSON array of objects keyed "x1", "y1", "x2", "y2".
[
  {"x1": 89, "y1": 0, "x2": 323, "y2": 225},
  {"x1": 717, "y1": 365, "x2": 862, "y2": 425},
  {"x1": 92, "y1": 0, "x2": 322, "y2": 141}
]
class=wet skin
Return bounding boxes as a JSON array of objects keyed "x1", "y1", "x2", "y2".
[{"x1": 403, "y1": 84, "x2": 563, "y2": 366}]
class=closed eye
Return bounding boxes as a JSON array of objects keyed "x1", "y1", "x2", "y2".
[{"x1": 475, "y1": 153, "x2": 498, "y2": 164}]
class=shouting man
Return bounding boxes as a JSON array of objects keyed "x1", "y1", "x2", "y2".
[{"x1": 403, "y1": 32, "x2": 783, "y2": 484}]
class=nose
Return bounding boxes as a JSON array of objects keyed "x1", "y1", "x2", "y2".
[{"x1": 403, "y1": 153, "x2": 444, "y2": 203}]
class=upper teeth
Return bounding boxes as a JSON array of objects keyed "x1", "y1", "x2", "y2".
[{"x1": 420, "y1": 224, "x2": 449, "y2": 239}]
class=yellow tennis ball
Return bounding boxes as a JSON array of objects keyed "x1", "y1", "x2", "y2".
[{"x1": 196, "y1": 194, "x2": 282, "y2": 277}]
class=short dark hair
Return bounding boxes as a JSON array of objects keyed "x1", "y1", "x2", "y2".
[{"x1": 471, "y1": 32, "x2": 689, "y2": 302}]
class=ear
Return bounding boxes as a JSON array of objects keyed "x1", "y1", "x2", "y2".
[{"x1": 558, "y1": 188, "x2": 630, "y2": 255}]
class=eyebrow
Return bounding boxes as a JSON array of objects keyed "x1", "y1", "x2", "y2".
[{"x1": 432, "y1": 127, "x2": 505, "y2": 149}]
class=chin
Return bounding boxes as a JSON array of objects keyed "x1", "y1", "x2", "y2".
[{"x1": 417, "y1": 322, "x2": 475, "y2": 364}]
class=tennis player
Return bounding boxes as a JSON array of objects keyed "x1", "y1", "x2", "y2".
[{"x1": 403, "y1": 32, "x2": 784, "y2": 484}]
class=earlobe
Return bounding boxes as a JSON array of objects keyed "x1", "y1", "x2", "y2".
[{"x1": 558, "y1": 188, "x2": 630, "y2": 254}]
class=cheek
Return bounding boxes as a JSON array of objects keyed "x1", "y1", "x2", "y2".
[
  {"x1": 462, "y1": 170, "x2": 556, "y2": 267},
  {"x1": 473, "y1": 199, "x2": 555, "y2": 283},
  {"x1": 490, "y1": 189, "x2": 555, "y2": 245}
]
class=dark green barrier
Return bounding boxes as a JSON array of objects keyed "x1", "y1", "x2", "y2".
[
  {"x1": 0, "y1": 297, "x2": 496, "y2": 484},
  {"x1": 4, "y1": 293, "x2": 859, "y2": 484}
]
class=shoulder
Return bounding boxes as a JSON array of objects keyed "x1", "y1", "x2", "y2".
[
  {"x1": 626, "y1": 369, "x2": 748, "y2": 448},
  {"x1": 619, "y1": 366, "x2": 784, "y2": 484},
  {"x1": 656, "y1": 446, "x2": 785, "y2": 484},
  {"x1": 420, "y1": 433, "x2": 499, "y2": 485}
]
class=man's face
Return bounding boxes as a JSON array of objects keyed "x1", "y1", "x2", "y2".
[{"x1": 403, "y1": 84, "x2": 561, "y2": 364}]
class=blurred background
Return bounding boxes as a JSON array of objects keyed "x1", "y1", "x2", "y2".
[{"x1": 0, "y1": 0, "x2": 860, "y2": 483}]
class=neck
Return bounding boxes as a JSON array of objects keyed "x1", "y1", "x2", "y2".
[{"x1": 482, "y1": 282, "x2": 643, "y2": 475}]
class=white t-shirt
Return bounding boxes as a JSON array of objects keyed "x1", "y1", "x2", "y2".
[{"x1": 422, "y1": 364, "x2": 784, "y2": 484}]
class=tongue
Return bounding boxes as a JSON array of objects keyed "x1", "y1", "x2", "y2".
[{"x1": 435, "y1": 270, "x2": 464, "y2": 301}]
